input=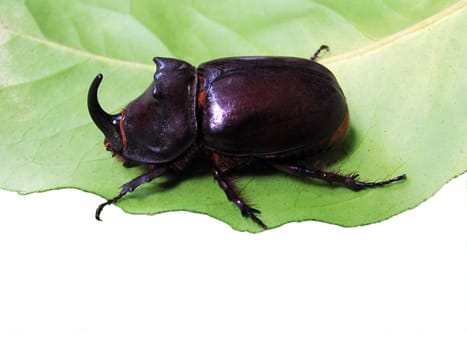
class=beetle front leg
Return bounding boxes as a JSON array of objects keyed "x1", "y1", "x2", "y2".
[
  {"x1": 273, "y1": 163, "x2": 406, "y2": 191},
  {"x1": 95, "y1": 166, "x2": 168, "y2": 220}
]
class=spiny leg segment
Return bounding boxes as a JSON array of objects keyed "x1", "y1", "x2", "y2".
[
  {"x1": 273, "y1": 163, "x2": 406, "y2": 191},
  {"x1": 212, "y1": 168, "x2": 267, "y2": 230},
  {"x1": 210, "y1": 153, "x2": 267, "y2": 229},
  {"x1": 95, "y1": 166, "x2": 168, "y2": 220}
]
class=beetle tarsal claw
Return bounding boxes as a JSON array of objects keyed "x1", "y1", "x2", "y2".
[
  {"x1": 95, "y1": 193, "x2": 125, "y2": 221},
  {"x1": 243, "y1": 208, "x2": 267, "y2": 230},
  {"x1": 95, "y1": 202, "x2": 107, "y2": 221}
]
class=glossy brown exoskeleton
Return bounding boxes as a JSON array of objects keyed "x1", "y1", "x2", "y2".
[{"x1": 88, "y1": 45, "x2": 405, "y2": 229}]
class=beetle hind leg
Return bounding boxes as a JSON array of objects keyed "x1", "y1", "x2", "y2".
[
  {"x1": 311, "y1": 45, "x2": 330, "y2": 61},
  {"x1": 273, "y1": 163, "x2": 406, "y2": 191}
]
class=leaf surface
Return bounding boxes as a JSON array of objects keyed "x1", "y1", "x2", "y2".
[{"x1": 0, "y1": 0, "x2": 466, "y2": 231}]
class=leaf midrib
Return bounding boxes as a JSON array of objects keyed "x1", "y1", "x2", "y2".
[{"x1": 324, "y1": 0, "x2": 466, "y2": 65}]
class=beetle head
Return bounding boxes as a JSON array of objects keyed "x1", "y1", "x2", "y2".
[{"x1": 88, "y1": 58, "x2": 197, "y2": 165}]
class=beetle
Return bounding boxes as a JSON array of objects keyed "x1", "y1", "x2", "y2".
[{"x1": 88, "y1": 45, "x2": 405, "y2": 229}]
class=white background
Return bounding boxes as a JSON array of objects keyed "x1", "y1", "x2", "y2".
[{"x1": 0, "y1": 173, "x2": 466, "y2": 350}]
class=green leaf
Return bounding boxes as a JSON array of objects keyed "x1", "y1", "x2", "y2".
[{"x1": 0, "y1": 0, "x2": 466, "y2": 232}]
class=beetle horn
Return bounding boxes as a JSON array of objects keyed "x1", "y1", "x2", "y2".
[{"x1": 88, "y1": 74, "x2": 123, "y2": 150}]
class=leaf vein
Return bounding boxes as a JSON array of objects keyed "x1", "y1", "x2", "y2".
[
  {"x1": 323, "y1": 0, "x2": 467, "y2": 65},
  {"x1": 0, "y1": 26, "x2": 153, "y2": 71}
]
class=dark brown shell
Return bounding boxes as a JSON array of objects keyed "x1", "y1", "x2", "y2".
[{"x1": 197, "y1": 57, "x2": 348, "y2": 157}]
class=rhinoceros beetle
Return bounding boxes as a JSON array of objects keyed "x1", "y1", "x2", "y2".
[{"x1": 88, "y1": 45, "x2": 405, "y2": 229}]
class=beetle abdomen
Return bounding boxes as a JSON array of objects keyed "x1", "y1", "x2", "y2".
[{"x1": 198, "y1": 57, "x2": 348, "y2": 157}]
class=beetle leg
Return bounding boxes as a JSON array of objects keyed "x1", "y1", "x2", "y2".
[
  {"x1": 273, "y1": 163, "x2": 406, "y2": 191},
  {"x1": 212, "y1": 168, "x2": 267, "y2": 229},
  {"x1": 95, "y1": 166, "x2": 168, "y2": 220},
  {"x1": 210, "y1": 154, "x2": 267, "y2": 229},
  {"x1": 310, "y1": 45, "x2": 330, "y2": 61}
]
